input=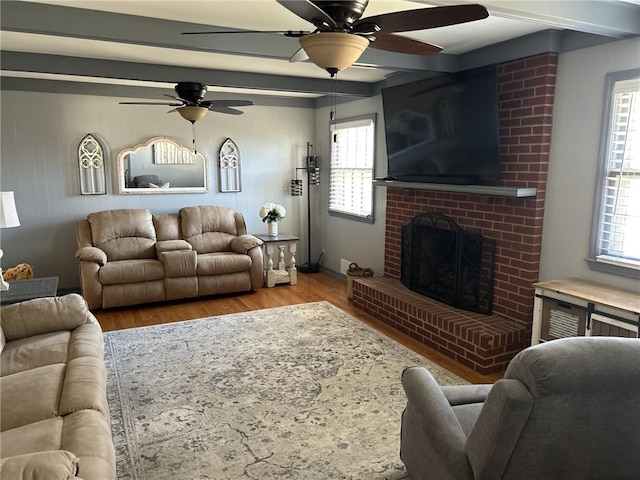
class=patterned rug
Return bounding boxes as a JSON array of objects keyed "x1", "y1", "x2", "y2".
[{"x1": 105, "y1": 301, "x2": 467, "y2": 480}]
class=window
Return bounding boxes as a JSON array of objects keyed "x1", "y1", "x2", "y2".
[
  {"x1": 329, "y1": 115, "x2": 375, "y2": 222},
  {"x1": 589, "y1": 69, "x2": 640, "y2": 278}
]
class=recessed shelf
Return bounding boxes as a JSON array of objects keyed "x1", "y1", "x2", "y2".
[{"x1": 373, "y1": 179, "x2": 537, "y2": 198}]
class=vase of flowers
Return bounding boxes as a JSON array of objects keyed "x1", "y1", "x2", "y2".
[{"x1": 259, "y1": 203, "x2": 286, "y2": 236}]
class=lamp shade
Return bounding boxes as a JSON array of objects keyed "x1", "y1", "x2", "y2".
[
  {"x1": 299, "y1": 32, "x2": 369, "y2": 74},
  {"x1": 0, "y1": 192, "x2": 20, "y2": 228},
  {"x1": 177, "y1": 106, "x2": 208, "y2": 123}
]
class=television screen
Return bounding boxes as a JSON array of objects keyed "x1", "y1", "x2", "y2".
[{"x1": 381, "y1": 65, "x2": 500, "y2": 184}]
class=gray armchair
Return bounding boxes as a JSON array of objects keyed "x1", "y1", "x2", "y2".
[{"x1": 400, "y1": 336, "x2": 640, "y2": 480}]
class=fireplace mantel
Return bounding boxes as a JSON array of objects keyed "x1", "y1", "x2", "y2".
[{"x1": 373, "y1": 179, "x2": 537, "y2": 198}]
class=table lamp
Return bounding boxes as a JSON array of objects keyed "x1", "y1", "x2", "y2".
[{"x1": 0, "y1": 191, "x2": 21, "y2": 291}]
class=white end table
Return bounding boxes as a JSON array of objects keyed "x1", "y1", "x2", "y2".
[{"x1": 253, "y1": 234, "x2": 299, "y2": 287}]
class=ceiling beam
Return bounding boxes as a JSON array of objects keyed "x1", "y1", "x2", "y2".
[
  {"x1": 419, "y1": 0, "x2": 640, "y2": 37},
  {"x1": 0, "y1": 51, "x2": 375, "y2": 97},
  {"x1": 0, "y1": 1, "x2": 450, "y2": 73},
  {"x1": 0, "y1": 76, "x2": 317, "y2": 109}
]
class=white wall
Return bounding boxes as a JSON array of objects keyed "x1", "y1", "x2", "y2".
[
  {"x1": 313, "y1": 96, "x2": 388, "y2": 276},
  {"x1": 540, "y1": 37, "x2": 640, "y2": 291},
  {"x1": 0, "y1": 91, "x2": 314, "y2": 289}
]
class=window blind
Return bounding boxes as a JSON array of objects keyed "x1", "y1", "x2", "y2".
[
  {"x1": 329, "y1": 117, "x2": 375, "y2": 219},
  {"x1": 596, "y1": 77, "x2": 640, "y2": 266}
]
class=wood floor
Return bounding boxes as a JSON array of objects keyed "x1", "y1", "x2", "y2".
[{"x1": 93, "y1": 270, "x2": 503, "y2": 384}]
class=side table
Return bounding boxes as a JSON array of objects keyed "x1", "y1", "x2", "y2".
[
  {"x1": 532, "y1": 278, "x2": 639, "y2": 344},
  {"x1": 253, "y1": 234, "x2": 299, "y2": 287},
  {"x1": 0, "y1": 276, "x2": 59, "y2": 305}
]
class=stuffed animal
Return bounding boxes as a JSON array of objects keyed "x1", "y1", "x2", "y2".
[{"x1": 2, "y1": 263, "x2": 35, "y2": 281}]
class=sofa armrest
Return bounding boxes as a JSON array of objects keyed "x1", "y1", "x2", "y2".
[
  {"x1": 0, "y1": 451, "x2": 79, "y2": 480},
  {"x1": 1, "y1": 294, "x2": 91, "y2": 341},
  {"x1": 230, "y1": 234, "x2": 263, "y2": 254},
  {"x1": 400, "y1": 366, "x2": 474, "y2": 480},
  {"x1": 75, "y1": 246, "x2": 107, "y2": 266},
  {"x1": 155, "y1": 239, "x2": 192, "y2": 255}
]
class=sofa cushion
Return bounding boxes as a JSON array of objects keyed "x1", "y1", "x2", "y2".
[
  {"x1": 153, "y1": 213, "x2": 182, "y2": 241},
  {"x1": 0, "y1": 450, "x2": 79, "y2": 480},
  {"x1": 1, "y1": 410, "x2": 115, "y2": 480},
  {"x1": 1, "y1": 294, "x2": 88, "y2": 342},
  {"x1": 1, "y1": 364, "x2": 66, "y2": 431},
  {"x1": 99, "y1": 259, "x2": 165, "y2": 285},
  {"x1": 1, "y1": 331, "x2": 71, "y2": 377},
  {"x1": 197, "y1": 252, "x2": 253, "y2": 275},
  {"x1": 1, "y1": 417, "x2": 64, "y2": 458},
  {"x1": 87, "y1": 209, "x2": 157, "y2": 261},
  {"x1": 1, "y1": 323, "x2": 104, "y2": 378},
  {"x1": 102, "y1": 281, "x2": 165, "y2": 309},
  {"x1": 180, "y1": 205, "x2": 239, "y2": 253}
]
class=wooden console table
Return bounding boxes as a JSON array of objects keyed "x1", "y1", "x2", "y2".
[
  {"x1": 532, "y1": 278, "x2": 640, "y2": 344},
  {"x1": 253, "y1": 234, "x2": 299, "y2": 287},
  {"x1": 0, "y1": 276, "x2": 59, "y2": 305}
]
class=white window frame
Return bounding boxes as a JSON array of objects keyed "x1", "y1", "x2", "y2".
[
  {"x1": 328, "y1": 114, "x2": 376, "y2": 223},
  {"x1": 588, "y1": 69, "x2": 640, "y2": 279}
]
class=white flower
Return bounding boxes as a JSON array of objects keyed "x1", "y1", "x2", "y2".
[
  {"x1": 260, "y1": 202, "x2": 286, "y2": 223},
  {"x1": 259, "y1": 205, "x2": 270, "y2": 218},
  {"x1": 274, "y1": 204, "x2": 286, "y2": 218}
]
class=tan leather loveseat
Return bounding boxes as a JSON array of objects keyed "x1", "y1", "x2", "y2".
[
  {"x1": 75, "y1": 205, "x2": 264, "y2": 309},
  {"x1": 0, "y1": 294, "x2": 116, "y2": 479}
]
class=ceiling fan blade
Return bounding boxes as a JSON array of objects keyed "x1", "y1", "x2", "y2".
[
  {"x1": 369, "y1": 33, "x2": 442, "y2": 55},
  {"x1": 201, "y1": 100, "x2": 254, "y2": 108},
  {"x1": 208, "y1": 106, "x2": 245, "y2": 115},
  {"x1": 182, "y1": 29, "x2": 309, "y2": 37},
  {"x1": 119, "y1": 101, "x2": 183, "y2": 106},
  {"x1": 355, "y1": 4, "x2": 488, "y2": 34},
  {"x1": 289, "y1": 47, "x2": 309, "y2": 63},
  {"x1": 276, "y1": 0, "x2": 336, "y2": 29},
  {"x1": 163, "y1": 94, "x2": 186, "y2": 101}
]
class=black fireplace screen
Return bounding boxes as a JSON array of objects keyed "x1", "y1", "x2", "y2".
[{"x1": 401, "y1": 212, "x2": 495, "y2": 314}]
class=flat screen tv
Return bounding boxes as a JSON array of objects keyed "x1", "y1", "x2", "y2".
[{"x1": 381, "y1": 65, "x2": 500, "y2": 185}]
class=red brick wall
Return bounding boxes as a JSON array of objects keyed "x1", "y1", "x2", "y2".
[{"x1": 384, "y1": 53, "x2": 558, "y2": 325}]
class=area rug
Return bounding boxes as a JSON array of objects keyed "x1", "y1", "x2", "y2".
[{"x1": 105, "y1": 301, "x2": 467, "y2": 480}]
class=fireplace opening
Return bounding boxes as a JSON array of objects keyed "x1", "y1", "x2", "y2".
[{"x1": 401, "y1": 212, "x2": 495, "y2": 314}]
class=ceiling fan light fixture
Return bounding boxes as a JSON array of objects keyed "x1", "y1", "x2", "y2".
[
  {"x1": 299, "y1": 32, "x2": 368, "y2": 74},
  {"x1": 177, "y1": 106, "x2": 208, "y2": 123}
]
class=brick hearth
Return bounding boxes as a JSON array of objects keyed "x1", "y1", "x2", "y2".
[
  {"x1": 355, "y1": 53, "x2": 557, "y2": 373},
  {"x1": 353, "y1": 277, "x2": 531, "y2": 373}
]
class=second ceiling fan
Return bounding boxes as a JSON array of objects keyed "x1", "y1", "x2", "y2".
[
  {"x1": 184, "y1": 0, "x2": 490, "y2": 75},
  {"x1": 119, "y1": 82, "x2": 254, "y2": 123}
]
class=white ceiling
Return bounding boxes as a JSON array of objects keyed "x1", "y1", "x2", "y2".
[{"x1": 1, "y1": 0, "x2": 639, "y2": 100}]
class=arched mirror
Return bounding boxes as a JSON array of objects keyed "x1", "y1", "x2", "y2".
[{"x1": 116, "y1": 137, "x2": 210, "y2": 194}]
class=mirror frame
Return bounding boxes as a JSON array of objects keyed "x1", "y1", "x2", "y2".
[{"x1": 116, "y1": 136, "x2": 210, "y2": 194}]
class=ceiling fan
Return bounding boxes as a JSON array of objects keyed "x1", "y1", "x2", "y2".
[
  {"x1": 183, "y1": 0, "x2": 489, "y2": 75},
  {"x1": 119, "y1": 82, "x2": 254, "y2": 123}
]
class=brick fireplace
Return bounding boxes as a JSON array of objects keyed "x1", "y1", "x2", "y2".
[{"x1": 353, "y1": 53, "x2": 558, "y2": 374}]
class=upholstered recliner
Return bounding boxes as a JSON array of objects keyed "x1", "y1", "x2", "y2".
[
  {"x1": 0, "y1": 294, "x2": 115, "y2": 479},
  {"x1": 75, "y1": 206, "x2": 263, "y2": 309},
  {"x1": 400, "y1": 336, "x2": 640, "y2": 480}
]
